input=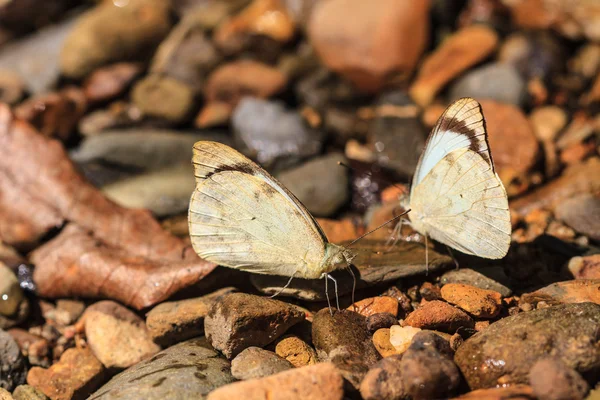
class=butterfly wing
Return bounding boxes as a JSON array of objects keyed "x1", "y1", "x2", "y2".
[
  {"x1": 188, "y1": 141, "x2": 330, "y2": 279},
  {"x1": 409, "y1": 98, "x2": 511, "y2": 259}
]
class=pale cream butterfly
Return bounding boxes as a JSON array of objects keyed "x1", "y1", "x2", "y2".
[
  {"x1": 187, "y1": 141, "x2": 358, "y2": 299},
  {"x1": 403, "y1": 97, "x2": 511, "y2": 259}
]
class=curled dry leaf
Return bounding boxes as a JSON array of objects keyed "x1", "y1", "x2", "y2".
[{"x1": 0, "y1": 104, "x2": 215, "y2": 309}]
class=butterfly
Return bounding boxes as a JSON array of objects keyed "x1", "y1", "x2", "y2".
[
  {"x1": 187, "y1": 141, "x2": 356, "y2": 282},
  {"x1": 404, "y1": 97, "x2": 511, "y2": 259}
]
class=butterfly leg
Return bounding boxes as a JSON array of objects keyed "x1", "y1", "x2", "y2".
[
  {"x1": 425, "y1": 234, "x2": 429, "y2": 276},
  {"x1": 346, "y1": 266, "x2": 357, "y2": 311},
  {"x1": 327, "y1": 274, "x2": 341, "y2": 310},
  {"x1": 445, "y1": 245, "x2": 460, "y2": 269},
  {"x1": 323, "y1": 273, "x2": 333, "y2": 315},
  {"x1": 269, "y1": 272, "x2": 297, "y2": 298}
]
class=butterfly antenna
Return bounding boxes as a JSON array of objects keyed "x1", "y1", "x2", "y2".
[
  {"x1": 444, "y1": 245, "x2": 460, "y2": 269},
  {"x1": 327, "y1": 274, "x2": 340, "y2": 310},
  {"x1": 337, "y1": 161, "x2": 407, "y2": 193},
  {"x1": 345, "y1": 209, "x2": 411, "y2": 249},
  {"x1": 269, "y1": 272, "x2": 296, "y2": 298},
  {"x1": 346, "y1": 266, "x2": 357, "y2": 311}
]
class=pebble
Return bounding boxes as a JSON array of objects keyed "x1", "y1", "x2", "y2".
[
  {"x1": 555, "y1": 194, "x2": 600, "y2": 241},
  {"x1": 372, "y1": 328, "x2": 397, "y2": 357},
  {"x1": 315, "y1": 218, "x2": 363, "y2": 244},
  {"x1": 454, "y1": 303, "x2": 600, "y2": 389},
  {"x1": 277, "y1": 153, "x2": 348, "y2": 217},
  {"x1": 11, "y1": 385, "x2": 48, "y2": 400},
  {"x1": 0, "y1": 70, "x2": 25, "y2": 105},
  {"x1": 389, "y1": 325, "x2": 422, "y2": 354},
  {"x1": 410, "y1": 25, "x2": 499, "y2": 106},
  {"x1": 419, "y1": 282, "x2": 442, "y2": 301},
  {"x1": 529, "y1": 358, "x2": 590, "y2": 400},
  {"x1": 88, "y1": 338, "x2": 235, "y2": 400},
  {"x1": 204, "y1": 293, "x2": 305, "y2": 359},
  {"x1": 101, "y1": 163, "x2": 196, "y2": 217},
  {"x1": 520, "y1": 280, "x2": 600, "y2": 306},
  {"x1": 308, "y1": 0, "x2": 429, "y2": 92},
  {"x1": 366, "y1": 313, "x2": 398, "y2": 333},
  {"x1": 441, "y1": 268, "x2": 512, "y2": 297},
  {"x1": 231, "y1": 347, "x2": 293, "y2": 380},
  {"x1": 60, "y1": 0, "x2": 171, "y2": 79},
  {"x1": 359, "y1": 355, "x2": 404, "y2": 400},
  {"x1": 404, "y1": 300, "x2": 475, "y2": 333},
  {"x1": 0, "y1": 264, "x2": 24, "y2": 317},
  {"x1": 146, "y1": 287, "x2": 236, "y2": 347},
  {"x1": 77, "y1": 103, "x2": 144, "y2": 136},
  {"x1": 196, "y1": 60, "x2": 287, "y2": 128},
  {"x1": 312, "y1": 309, "x2": 380, "y2": 388},
  {"x1": 348, "y1": 296, "x2": 399, "y2": 318},
  {"x1": 207, "y1": 362, "x2": 344, "y2": 400},
  {"x1": 0, "y1": 389, "x2": 12, "y2": 400},
  {"x1": 529, "y1": 106, "x2": 568, "y2": 142},
  {"x1": 131, "y1": 75, "x2": 195, "y2": 122},
  {"x1": 27, "y1": 348, "x2": 104, "y2": 400},
  {"x1": 452, "y1": 384, "x2": 535, "y2": 399},
  {"x1": 51, "y1": 300, "x2": 86, "y2": 327},
  {"x1": 441, "y1": 283, "x2": 503, "y2": 318},
  {"x1": 7, "y1": 329, "x2": 49, "y2": 367},
  {"x1": 274, "y1": 335, "x2": 318, "y2": 367},
  {"x1": 568, "y1": 255, "x2": 600, "y2": 279},
  {"x1": 382, "y1": 286, "x2": 413, "y2": 316},
  {"x1": 82, "y1": 300, "x2": 160, "y2": 369},
  {"x1": 449, "y1": 62, "x2": 526, "y2": 106},
  {"x1": 0, "y1": 329, "x2": 27, "y2": 391},
  {"x1": 83, "y1": 63, "x2": 142, "y2": 104},
  {"x1": 232, "y1": 98, "x2": 323, "y2": 169}
]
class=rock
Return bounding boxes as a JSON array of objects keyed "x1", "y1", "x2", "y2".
[
  {"x1": 308, "y1": 0, "x2": 430, "y2": 92},
  {"x1": 382, "y1": 286, "x2": 413, "y2": 316},
  {"x1": 555, "y1": 194, "x2": 600, "y2": 241},
  {"x1": 0, "y1": 70, "x2": 25, "y2": 105},
  {"x1": 452, "y1": 385, "x2": 535, "y2": 399},
  {"x1": 0, "y1": 264, "x2": 24, "y2": 317},
  {"x1": 372, "y1": 328, "x2": 397, "y2": 358},
  {"x1": 404, "y1": 300, "x2": 475, "y2": 333},
  {"x1": 204, "y1": 293, "x2": 305, "y2": 359},
  {"x1": 347, "y1": 296, "x2": 398, "y2": 320},
  {"x1": 0, "y1": 329, "x2": 27, "y2": 391},
  {"x1": 410, "y1": 25, "x2": 499, "y2": 106},
  {"x1": 389, "y1": 325, "x2": 422, "y2": 355},
  {"x1": 359, "y1": 355, "x2": 405, "y2": 400},
  {"x1": 101, "y1": 163, "x2": 196, "y2": 217},
  {"x1": 0, "y1": 17, "x2": 76, "y2": 94},
  {"x1": 277, "y1": 153, "x2": 348, "y2": 217},
  {"x1": 7, "y1": 329, "x2": 50, "y2": 367},
  {"x1": 569, "y1": 255, "x2": 600, "y2": 280},
  {"x1": 77, "y1": 103, "x2": 145, "y2": 137},
  {"x1": 368, "y1": 91, "x2": 426, "y2": 177},
  {"x1": 419, "y1": 282, "x2": 442, "y2": 301},
  {"x1": 231, "y1": 347, "x2": 293, "y2": 380},
  {"x1": 441, "y1": 283, "x2": 503, "y2": 318},
  {"x1": 0, "y1": 298, "x2": 28, "y2": 330},
  {"x1": 454, "y1": 303, "x2": 600, "y2": 389},
  {"x1": 131, "y1": 75, "x2": 195, "y2": 122},
  {"x1": 146, "y1": 287, "x2": 236, "y2": 347},
  {"x1": 0, "y1": 388, "x2": 12, "y2": 400},
  {"x1": 82, "y1": 300, "x2": 160, "y2": 369},
  {"x1": 274, "y1": 336, "x2": 318, "y2": 368},
  {"x1": 88, "y1": 337, "x2": 235, "y2": 399},
  {"x1": 312, "y1": 309, "x2": 380, "y2": 388},
  {"x1": 401, "y1": 331, "x2": 461, "y2": 399},
  {"x1": 449, "y1": 62, "x2": 526, "y2": 106},
  {"x1": 83, "y1": 63, "x2": 142, "y2": 103},
  {"x1": 51, "y1": 300, "x2": 86, "y2": 327},
  {"x1": 366, "y1": 313, "x2": 398, "y2": 333},
  {"x1": 196, "y1": 60, "x2": 287, "y2": 128},
  {"x1": 316, "y1": 218, "x2": 363, "y2": 244},
  {"x1": 232, "y1": 98, "x2": 323, "y2": 169},
  {"x1": 60, "y1": 0, "x2": 172, "y2": 79},
  {"x1": 530, "y1": 106, "x2": 568, "y2": 142},
  {"x1": 27, "y1": 348, "x2": 104, "y2": 400},
  {"x1": 529, "y1": 358, "x2": 590, "y2": 400},
  {"x1": 11, "y1": 385, "x2": 48, "y2": 400},
  {"x1": 441, "y1": 268, "x2": 512, "y2": 297},
  {"x1": 520, "y1": 280, "x2": 600, "y2": 306},
  {"x1": 207, "y1": 362, "x2": 344, "y2": 400}
]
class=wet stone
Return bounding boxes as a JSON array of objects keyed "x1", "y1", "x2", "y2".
[
  {"x1": 404, "y1": 300, "x2": 475, "y2": 333},
  {"x1": 348, "y1": 296, "x2": 399, "y2": 318},
  {"x1": 555, "y1": 194, "x2": 600, "y2": 241},
  {"x1": 0, "y1": 329, "x2": 27, "y2": 391},
  {"x1": 11, "y1": 385, "x2": 48, "y2": 400},
  {"x1": 88, "y1": 337, "x2": 235, "y2": 400},
  {"x1": 204, "y1": 293, "x2": 305, "y2": 359},
  {"x1": 569, "y1": 255, "x2": 600, "y2": 279},
  {"x1": 366, "y1": 313, "x2": 398, "y2": 333},
  {"x1": 454, "y1": 303, "x2": 600, "y2": 390},
  {"x1": 520, "y1": 280, "x2": 600, "y2": 306},
  {"x1": 359, "y1": 355, "x2": 405, "y2": 400},
  {"x1": 372, "y1": 328, "x2": 397, "y2": 358},
  {"x1": 230, "y1": 347, "x2": 293, "y2": 380},
  {"x1": 441, "y1": 268, "x2": 512, "y2": 297},
  {"x1": 389, "y1": 325, "x2": 422, "y2": 355},
  {"x1": 529, "y1": 358, "x2": 590, "y2": 400},
  {"x1": 440, "y1": 283, "x2": 503, "y2": 319},
  {"x1": 274, "y1": 335, "x2": 318, "y2": 368}
]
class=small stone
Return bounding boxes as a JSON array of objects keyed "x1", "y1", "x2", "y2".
[
  {"x1": 11, "y1": 385, "x2": 48, "y2": 400},
  {"x1": 449, "y1": 62, "x2": 526, "y2": 106},
  {"x1": 53, "y1": 300, "x2": 85, "y2": 327},
  {"x1": 520, "y1": 280, "x2": 600, "y2": 306},
  {"x1": 569, "y1": 255, "x2": 600, "y2": 279},
  {"x1": 60, "y1": 0, "x2": 171, "y2": 79},
  {"x1": 419, "y1": 282, "x2": 442, "y2": 301},
  {"x1": 274, "y1": 335, "x2": 317, "y2": 368},
  {"x1": 366, "y1": 313, "x2": 398, "y2": 333},
  {"x1": 389, "y1": 325, "x2": 422, "y2": 354},
  {"x1": 404, "y1": 300, "x2": 475, "y2": 333},
  {"x1": 205, "y1": 293, "x2": 305, "y2": 359},
  {"x1": 359, "y1": 355, "x2": 405, "y2": 400},
  {"x1": 308, "y1": 0, "x2": 429, "y2": 92},
  {"x1": 0, "y1": 69, "x2": 25, "y2": 105},
  {"x1": 453, "y1": 385, "x2": 535, "y2": 399},
  {"x1": 131, "y1": 75, "x2": 195, "y2": 122},
  {"x1": 316, "y1": 218, "x2": 363, "y2": 244},
  {"x1": 89, "y1": 338, "x2": 235, "y2": 399},
  {"x1": 82, "y1": 300, "x2": 160, "y2": 369},
  {"x1": 312, "y1": 309, "x2": 380, "y2": 388},
  {"x1": 0, "y1": 329, "x2": 27, "y2": 391},
  {"x1": 83, "y1": 63, "x2": 142, "y2": 103},
  {"x1": 441, "y1": 283, "x2": 503, "y2": 318},
  {"x1": 455, "y1": 303, "x2": 600, "y2": 389},
  {"x1": 530, "y1": 106, "x2": 568, "y2": 142},
  {"x1": 0, "y1": 264, "x2": 24, "y2": 317},
  {"x1": 146, "y1": 287, "x2": 236, "y2": 347},
  {"x1": 372, "y1": 328, "x2": 396, "y2": 358},
  {"x1": 555, "y1": 194, "x2": 600, "y2": 241},
  {"x1": 277, "y1": 153, "x2": 348, "y2": 217},
  {"x1": 475, "y1": 320, "x2": 491, "y2": 332},
  {"x1": 207, "y1": 362, "x2": 344, "y2": 400},
  {"x1": 441, "y1": 268, "x2": 512, "y2": 297},
  {"x1": 27, "y1": 348, "x2": 104, "y2": 400},
  {"x1": 348, "y1": 296, "x2": 399, "y2": 318},
  {"x1": 232, "y1": 98, "x2": 323, "y2": 169},
  {"x1": 382, "y1": 286, "x2": 413, "y2": 316},
  {"x1": 7, "y1": 329, "x2": 50, "y2": 367},
  {"x1": 231, "y1": 347, "x2": 293, "y2": 380},
  {"x1": 410, "y1": 25, "x2": 499, "y2": 106},
  {"x1": 0, "y1": 388, "x2": 12, "y2": 400},
  {"x1": 529, "y1": 358, "x2": 590, "y2": 400}
]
